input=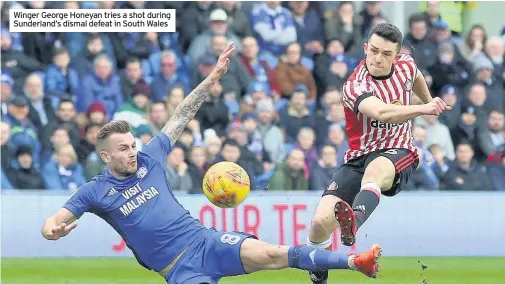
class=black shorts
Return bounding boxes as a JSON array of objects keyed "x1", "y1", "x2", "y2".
[{"x1": 322, "y1": 148, "x2": 419, "y2": 205}]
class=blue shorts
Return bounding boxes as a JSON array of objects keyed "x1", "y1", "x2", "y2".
[{"x1": 165, "y1": 229, "x2": 256, "y2": 284}]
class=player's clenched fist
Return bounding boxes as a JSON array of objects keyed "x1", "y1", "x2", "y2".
[
  {"x1": 422, "y1": 97, "x2": 452, "y2": 116},
  {"x1": 43, "y1": 222, "x2": 78, "y2": 240}
]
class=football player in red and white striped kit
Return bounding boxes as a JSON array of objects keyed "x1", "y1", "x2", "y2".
[{"x1": 307, "y1": 23, "x2": 451, "y2": 283}]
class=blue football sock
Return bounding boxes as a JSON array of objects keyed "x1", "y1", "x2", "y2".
[{"x1": 288, "y1": 245, "x2": 350, "y2": 271}]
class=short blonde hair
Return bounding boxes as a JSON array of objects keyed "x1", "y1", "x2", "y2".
[{"x1": 57, "y1": 144, "x2": 78, "y2": 165}]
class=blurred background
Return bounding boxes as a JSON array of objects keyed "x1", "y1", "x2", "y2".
[{"x1": 1, "y1": 0, "x2": 505, "y2": 277}]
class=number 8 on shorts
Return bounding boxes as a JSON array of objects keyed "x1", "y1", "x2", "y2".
[{"x1": 220, "y1": 233, "x2": 241, "y2": 245}]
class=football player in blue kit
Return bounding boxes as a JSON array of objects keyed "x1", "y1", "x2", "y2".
[{"x1": 41, "y1": 43, "x2": 381, "y2": 284}]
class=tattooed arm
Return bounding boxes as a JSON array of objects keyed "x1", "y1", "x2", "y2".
[{"x1": 161, "y1": 42, "x2": 236, "y2": 146}]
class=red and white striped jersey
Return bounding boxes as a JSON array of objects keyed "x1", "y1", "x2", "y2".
[{"x1": 342, "y1": 53, "x2": 419, "y2": 163}]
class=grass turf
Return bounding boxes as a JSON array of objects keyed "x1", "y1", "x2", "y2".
[{"x1": 2, "y1": 257, "x2": 505, "y2": 284}]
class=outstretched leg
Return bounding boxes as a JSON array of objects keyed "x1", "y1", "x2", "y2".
[{"x1": 239, "y1": 238, "x2": 382, "y2": 278}]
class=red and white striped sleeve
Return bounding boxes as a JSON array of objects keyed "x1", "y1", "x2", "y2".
[
  {"x1": 342, "y1": 79, "x2": 374, "y2": 114},
  {"x1": 397, "y1": 53, "x2": 418, "y2": 81}
]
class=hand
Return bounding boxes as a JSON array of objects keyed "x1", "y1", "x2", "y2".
[
  {"x1": 455, "y1": 177, "x2": 464, "y2": 185},
  {"x1": 44, "y1": 222, "x2": 77, "y2": 240},
  {"x1": 145, "y1": 32, "x2": 158, "y2": 43},
  {"x1": 422, "y1": 97, "x2": 452, "y2": 116},
  {"x1": 178, "y1": 162, "x2": 188, "y2": 176},
  {"x1": 210, "y1": 42, "x2": 236, "y2": 81}
]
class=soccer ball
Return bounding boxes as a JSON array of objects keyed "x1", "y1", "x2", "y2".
[{"x1": 202, "y1": 161, "x2": 251, "y2": 208}]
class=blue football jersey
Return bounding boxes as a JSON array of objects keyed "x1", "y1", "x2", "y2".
[{"x1": 63, "y1": 133, "x2": 206, "y2": 271}]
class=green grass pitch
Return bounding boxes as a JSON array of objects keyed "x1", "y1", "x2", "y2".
[{"x1": 2, "y1": 257, "x2": 505, "y2": 283}]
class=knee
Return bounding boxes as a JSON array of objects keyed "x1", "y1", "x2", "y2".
[{"x1": 310, "y1": 215, "x2": 334, "y2": 235}]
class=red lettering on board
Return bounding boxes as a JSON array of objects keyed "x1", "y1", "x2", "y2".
[
  {"x1": 244, "y1": 205, "x2": 260, "y2": 237},
  {"x1": 293, "y1": 204, "x2": 307, "y2": 246},
  {"x1": 273, "y1": 204, "x2": 289, "y2": 245},
  {"x1": 199, "y1": 205, "x2": 216, "y2": 228}
]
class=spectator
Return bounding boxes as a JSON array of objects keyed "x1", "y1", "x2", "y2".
[
  {"x1": 295, "y1": 127, "x2": 318, "y2": 171},
  {"x1": 165, "y1": 146, "x2": 193, "y2": 192},
  {"x1": 278, "y1": 84, "x2": 315, "y2": 143},
  {"x1": 429, "y1": 143, "x2": 451, "y2": 181},
  {"x1": 458, "y1": 24, "x2": 487, "y2": 64},
  {"x1": 1, "y1": 73, "x2": 14, "y2": 116},
  {"x1": 268, "y1": 149, "x2": 308, "y2": 191},
  {"x1": 84, "y1": 148, "x2": 105, "y2": 181},
  {"x1": 2, "y1": 96, "x2": 41, "y2": 169},
  {"x1": 86, "y1": 101, "x2": 108, "y2": 126},
  {"x1": 416, "y1": 114, "x2": 456, "y2": 160},
  {"x1": 22, "y1": 74, "x2": 56, "y2": 133},
  {"x1": 113, "y1": 81, "x2": 151, "y2": 135},
  {"x1": 6, "y1": 146, "x2": 45, "y2": 190},
  {"x1": 250, "y1": 1, "x2": 297, "y2": 56},
  {"x1": 187, "y1": 146, "x2": 208, "y2": 194},
  {"x1": 407, "y1": 125, "x2": 439, "y2": 190},
  {"x1": 404, "y1": 13, "x2": 438, "y2": 71},
  {"x1": 180, "y1": 1, "x2": 217, "y2": 52},
  {"x1": 150, "y1": 51, "x2": 190, "y2": 101},
  {"x1": 1, "y1": 30, "x2": 43, "y2": 95},
  {"x1": 240, "y1": 37, "x2": 281, "y2": 97},
  {"x1": 327, "y1": 124, "x2": 349, "y2": 165},
  {"x1": 1, "y1": 121, "x2": 14, "y2": 170},
  {"x1": 288, "y1": 1, "x2": 324, "y2": 57},
  {"x1": 315, "y1": 102, "x2": 346, "y2": 147},
  {"x1": 275, "y1": 43, "x2": 317, "y2": 101},
  {"x1": 314, "y1": 40, "x2": 355, "y2": 93},
  {"x1": 78, "y1": 54, "x2": 123, "y2": 119},
  {"x1": 135, "y1": 124, "x2": 154, "y2": 150},
  {"x1": 218, "y1": 139, "x2": 256, "y2": 189},
  {"x1": 218, "y1": 1, "x2": 253, "y2": 39},
  {"x1": 487, "y1": 154, "x2": 505, "y2": 191},
  {"x1": 423, "y1": 1, "x2": 442, "y2": 32},
  {"x1": 148, "y1": 101, "x2": 168, "y2": 133},
  {"x1": 440, "y1": 142, "x2": 493, "y2": 191},
  {"x1": 42, "y1": 144, "x2": 86, "y2": 191},
  {"x1": 195, "y1": 81, "x2": 229, "y2": 137},
  {"x1": 203, "y1": 133, "x2": 222, "y2": 166},
  {"x1": 40, "y1": 127, "x2": 70, "y2": 167},
  {"x1": 484, "y1": 36, "x2": 505, "y2": 84},
  {"x1": 200, "y1": 35, "x2": 251, "y2": 97},
  {"x1": 191, "y1": 53, "x2": 217, "y2": 91},
  {"x1": 472, "y1": 55, "x2": 503, "y2": 111},
  {"x1": 227, "y1": 121, "x2": 265, "y2": 178},
  {"x1": 309, "y1": 145, "x2": 338, "y2": 191},
  {"x1": 428, "y1": 41, "x2": 469, "y2": 96},
  {"x1": 166, "y1": 85, "x2": 185, "y2": 119},
  {"x1": 120, "y1": 57, "x2": 143, "y2": 101},
  {"x1": 324, "y1": 2, "x2": 363, "y2": 57},
  {"x1": 245, "y1": 81, "x2": 271, "y2": 106},
  {"x1": 358, "y1": 1, "x2": 384, "y2": 37},
  {"x1": 188, "y1": 8, "x2": 242, "y2": 65},
  {"x1": 438, "y1": 85, "x2": 462, "y2": 130},
  {"x1": 186, "y1": 119, "x2": 204, "y2": 147},
  {"x1": 76, "y1": 123, "x2": 101, "y2": 164},
  {"x1": 115, "y1": 32, "x2": 161, "y2": 62},
  {"x1": 255, "y1": 98, "x2": 285, "y2": 163},
  {"x1": 44, "y1": 47, "x2": 80, "y2": 100},
  {"x1": 477, "y1": 110, "x2": 505, "y2": 159},
  {"x1": 72, "y1": 33, "x2": 111, "y2": 79},
  {"x1": 43, "y1": 98, "x2": 80, "y2": 151},
  {"x1": 451, "y1": 104, "x2": 483, "y2": 148}
]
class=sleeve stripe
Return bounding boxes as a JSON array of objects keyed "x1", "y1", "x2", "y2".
[{"x1": 354, "y1": 92, "x2": 373, "y2": 114}]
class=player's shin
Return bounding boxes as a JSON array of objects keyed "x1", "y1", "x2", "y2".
[
  {"x1": 288, "y1": 245, "x2": 350, "y2": 271},
  {"x1": 352, "y1": 182, "x2": 381, "y2": 229}
]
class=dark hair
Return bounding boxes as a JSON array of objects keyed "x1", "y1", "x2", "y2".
[
  {"x1": 96, "y1": 120, "x2": 131, "y2": 151},
  {"x1": 87, "y1": 33, "x2": 101, "y2": 43},
  {"x1": 58, "y1": 98, "x2": 74, "y2": 109},
  {"x1": 53, "y1": 47, "x2": 69, "y2": 57},
  {"x1": 126, "y1": 57, "x2": 140, "y2": 66},
  {"x1": 85, "y1": 122, "x2": 103, "y2": 134},
  {"x1": 456, "y1": 140, "x2": 473, "y2": 149},
  {"x1": 51, "y1": 126, "x2": 68, "y2": 137},
  {"x1": 222, "y1": 138, "x2": 240, "y2": 149},
  {"x1": 368, "y1": 23, "x2": 403, "y2": 52},
  {"x1": 408, "y1": 13, "x2": 427, "y2": 28}
]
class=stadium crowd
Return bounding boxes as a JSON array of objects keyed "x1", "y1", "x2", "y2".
[{"x1": 1, "y1": 1, "x2": 505, "y2": 192}]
